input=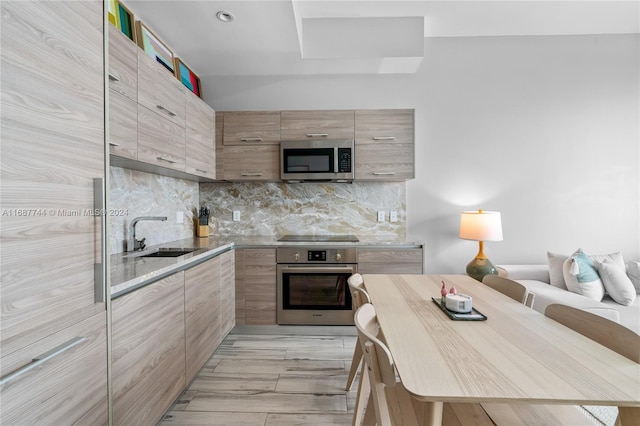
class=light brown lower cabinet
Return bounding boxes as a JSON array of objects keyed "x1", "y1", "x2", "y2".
[
  {"x1": 0, "y1": 312, "x2": 107, "y2": 425},
  {"x1": 185, "y1": 257, "x2": 221, "y2": 384},
  {"x1": 220, "y1": 250, "x2": 236, "y2": 336},
  {"x1": 235, "y1": 248, "x2": 277, "y2": 325},
  {"x1": 357, "y1": 248, "x2": 424, "y2": 274},
  {"x1": 112, "y1": 272, "x2": 186, "y2": 426}
]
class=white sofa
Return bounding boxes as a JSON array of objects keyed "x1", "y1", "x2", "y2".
[{"x1": 498, "y1": 262, "x2": 640, "y2": 334}]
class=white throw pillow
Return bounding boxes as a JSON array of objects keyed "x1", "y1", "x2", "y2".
[
  {"x1": 589, "y1": 251, "x2": 626, "y2": 270},
  {"x1": 597, "y1": 259, "x2": 636, "y2": 306},
  {"x1": 627, "y1": 261, "x2": 640, "y2": 294},
  {"x1": 547, "y1": 251, "x2": 569, "y2": 289},
  {"x1": 562, "y1": 250, "x2": 605, "y2": 301}
]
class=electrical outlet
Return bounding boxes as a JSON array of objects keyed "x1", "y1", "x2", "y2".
[
  {"x1": 176, "y1": 211, "x2": 184, "y2": 224},
  {"x1": 390, "y1": 211, "x2": 398, "y2": 222},
  {"x1": 377, "y1": 211, "x2": 386, "y2": 222},
  {"x1": 232, "y1": 210, "x2": 241, "y2": 222}
]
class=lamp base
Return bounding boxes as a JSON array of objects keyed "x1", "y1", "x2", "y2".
[{"x1": 466, "y1": 257, "x2": 498, "y2": 282}]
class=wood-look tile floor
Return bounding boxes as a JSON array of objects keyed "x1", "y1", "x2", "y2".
[{"x1": 160, "y1": 329, "x2": 360, "y2": 425}]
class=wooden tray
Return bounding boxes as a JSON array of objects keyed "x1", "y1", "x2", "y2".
[{"x1": 431, "y1": 297, "x2": 487, "y2": 321}]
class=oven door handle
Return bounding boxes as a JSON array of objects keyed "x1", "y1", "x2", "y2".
[{"x1": 279, "y1": 265, "x2": 356, "y2": 274}]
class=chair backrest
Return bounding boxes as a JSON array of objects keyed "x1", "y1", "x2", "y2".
[
  {"x1": 354, "y1": 303, "x2": 398, "y2": 426},
  {"x1": 482, "y1": 275, "x2": 529, "y2": 305},
  {"x1": 348, "y1": 273, "x2": 371, "y2": 308},
  {"x1": 545, "y1": 304, "x2": 640, "y2": 363},
  {"x1": 354, "y1": 303, "x2": 396, "y2": 387}
]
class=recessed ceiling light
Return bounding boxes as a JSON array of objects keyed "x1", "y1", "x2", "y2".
[{"x1": 216, "y1": 11, "x2": 235, "y2": 23}]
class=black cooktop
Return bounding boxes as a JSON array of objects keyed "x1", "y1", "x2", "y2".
[{"x1": 278, "y1": 235, "x2": 359, "y2": 243}]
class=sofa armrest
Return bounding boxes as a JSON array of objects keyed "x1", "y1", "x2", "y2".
[{"x1": 497, "y1": 265, "x2": 550, "y2": 283}]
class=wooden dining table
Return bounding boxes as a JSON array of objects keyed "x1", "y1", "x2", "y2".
[{"x1": 362, "y1": 274, "x2": 640, "y2": 426}]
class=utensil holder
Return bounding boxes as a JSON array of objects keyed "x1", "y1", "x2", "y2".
[{"x1": 196, "y1": 218, "x2": 209, "y2": 238}]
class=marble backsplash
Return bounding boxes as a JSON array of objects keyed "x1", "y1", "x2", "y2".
[
  {"x1": 109, "y1": 167, "x2": 200, "y2": 254},
  {"x1": 109, "y1": 166, "x2": 407, "y2": 253},
  {"x1": 199, "y1": 181, "x2": 406, "y2": 239}
]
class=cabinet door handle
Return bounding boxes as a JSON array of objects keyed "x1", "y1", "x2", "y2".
[
  {"x1": 108, "y1": 73, "x2": 119, "y2": 82},
  {"x1": 109, "y1": 142, "x2": 120, "y2": 147},
  {"x1": 195, "y1": 169, "x2": 208, "y2": 174},
  {"x1": 156, "y1": 105, "x2": 176, "y2": 117},
  {"x1": 373, "y1": 172, "x2": 396, "y2": 175},
  {"x1": 0, "y1": 337, "x2": 86, "y2": 386},
  {"x1": 240, "y1": 137, "x2": 263, "y2": 142},
  {"x1": 306, "y1": 133, "x2": 328, "y2": 138},
  {"x1": 240, "y1": 172, "x2": 263, "y2": 177},
  {"x1": 93, "y1": 178, "x2": 106, "y2": 304},
  {"x1": 373, "y1": 136, "x2": 395, "y2": 141},
  {"x1": 156, "y1": 156, "x2": 177, "y2": 164}
]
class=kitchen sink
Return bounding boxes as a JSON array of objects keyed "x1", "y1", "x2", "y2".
[{"x1": 128, "y1": 248, "x2": 198, "y2": 258}]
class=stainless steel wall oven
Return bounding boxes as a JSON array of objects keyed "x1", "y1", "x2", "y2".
[{"x1": 276, "y1": 247, "x2": 356, "y2": 325}]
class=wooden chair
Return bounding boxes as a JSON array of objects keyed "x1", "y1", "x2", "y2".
[
  {"x1": 354, "y1": 303, "x2": 494, "y2": 426},
  {"x1": 482, "y1": 304, "x2": 640, "y2": 426},
  {"x1": 482, "y1": 275, "x2": 534, "y2": 308},
  {"x1": 545, "y1": 304, "x2": 640, "y2": 426},
  {"x1": 346, "y1": 274, "x2": 371, "y2": 426}
]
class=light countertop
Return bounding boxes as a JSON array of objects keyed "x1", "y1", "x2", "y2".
[{"x1": 110, "y1": 235, "x2": 423, "y2": 298}]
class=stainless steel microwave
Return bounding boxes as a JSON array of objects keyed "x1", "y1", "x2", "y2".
[{"x1": 280, "y1": 139, "x2": 355, "y2": 182}]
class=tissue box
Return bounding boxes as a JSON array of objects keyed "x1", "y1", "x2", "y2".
[{"x1": 445, "y1": 294, "x2": 473, "y2": 313}]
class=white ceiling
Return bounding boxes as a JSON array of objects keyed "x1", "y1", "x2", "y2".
[{"x1": 127, "y1": 1, "x2": 640, "y2": 76}]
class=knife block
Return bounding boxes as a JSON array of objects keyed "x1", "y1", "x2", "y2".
[{"x1": 196, "y1": 218, "x2": 209, "y2": 238}]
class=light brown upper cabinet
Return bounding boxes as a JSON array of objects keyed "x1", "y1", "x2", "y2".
[
  {"x1": 109, "y1": 31, "x2": 217, "y2": 181},
  {"x1": 108, "y1": 26, "x2": 137, "y2": 160},
  {"x1": 223, "y1": 144, "x2": 280, "y2": 181},
  {"x1": 281, "y1": 110, "x2": 355, "y2": 140},
  {"x1": 137, "y1": 50, "x2": 186, "y2": 128},
  {"x1": 108, "y1": 25, "x2": 137, "y2": 102},
  {"x1": 223, "y1": 111, "x2": 281, "y2": 145},
  {"x1": 221, "y1": 111, "x2": 280, "y2": 180},
  {"x1": 137, "y1": 50, "x2": 187, "y2": 171},
  {"x1": 185, "y1": 95, "x2": 215, "y2": 178},
  {"x1": 354, "y1": 109, "x2": 415, "y2": 181}
]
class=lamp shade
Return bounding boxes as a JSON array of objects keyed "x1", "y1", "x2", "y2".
[{"x1": 459, "y1": 210, "x2": 503, "y2": 242}]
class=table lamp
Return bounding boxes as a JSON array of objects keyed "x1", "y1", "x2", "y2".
[{"x1": 459, "y1": 209, "x2": 503, "y2": 281}]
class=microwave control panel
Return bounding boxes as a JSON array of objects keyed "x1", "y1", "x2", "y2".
[{"x1": 337, "y1": 148, "x2": 352, "y2": 173}]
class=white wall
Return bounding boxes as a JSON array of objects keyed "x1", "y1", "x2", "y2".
[{"x1": 204, "y1": 34, "x2": 640, "y2": 273}]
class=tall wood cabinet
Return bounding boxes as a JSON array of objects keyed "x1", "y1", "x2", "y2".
[{"x1": 0, "y1": 1, "x2": 107, "y2": 423}]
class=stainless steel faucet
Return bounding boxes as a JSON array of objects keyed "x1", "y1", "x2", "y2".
[{"x1": 126, "y1": 216, "x2": 168, "y2": 252}]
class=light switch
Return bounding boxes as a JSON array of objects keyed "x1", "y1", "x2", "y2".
[
  {"x1": 176, "y1": 211, "x2": 184, "y2": 224},
  {"x1": 377, "y1": 211, "x2": 386, "y2": 222},
  {"x1": 233, "y1": 210, "x2": 241, "y2": 221}
]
